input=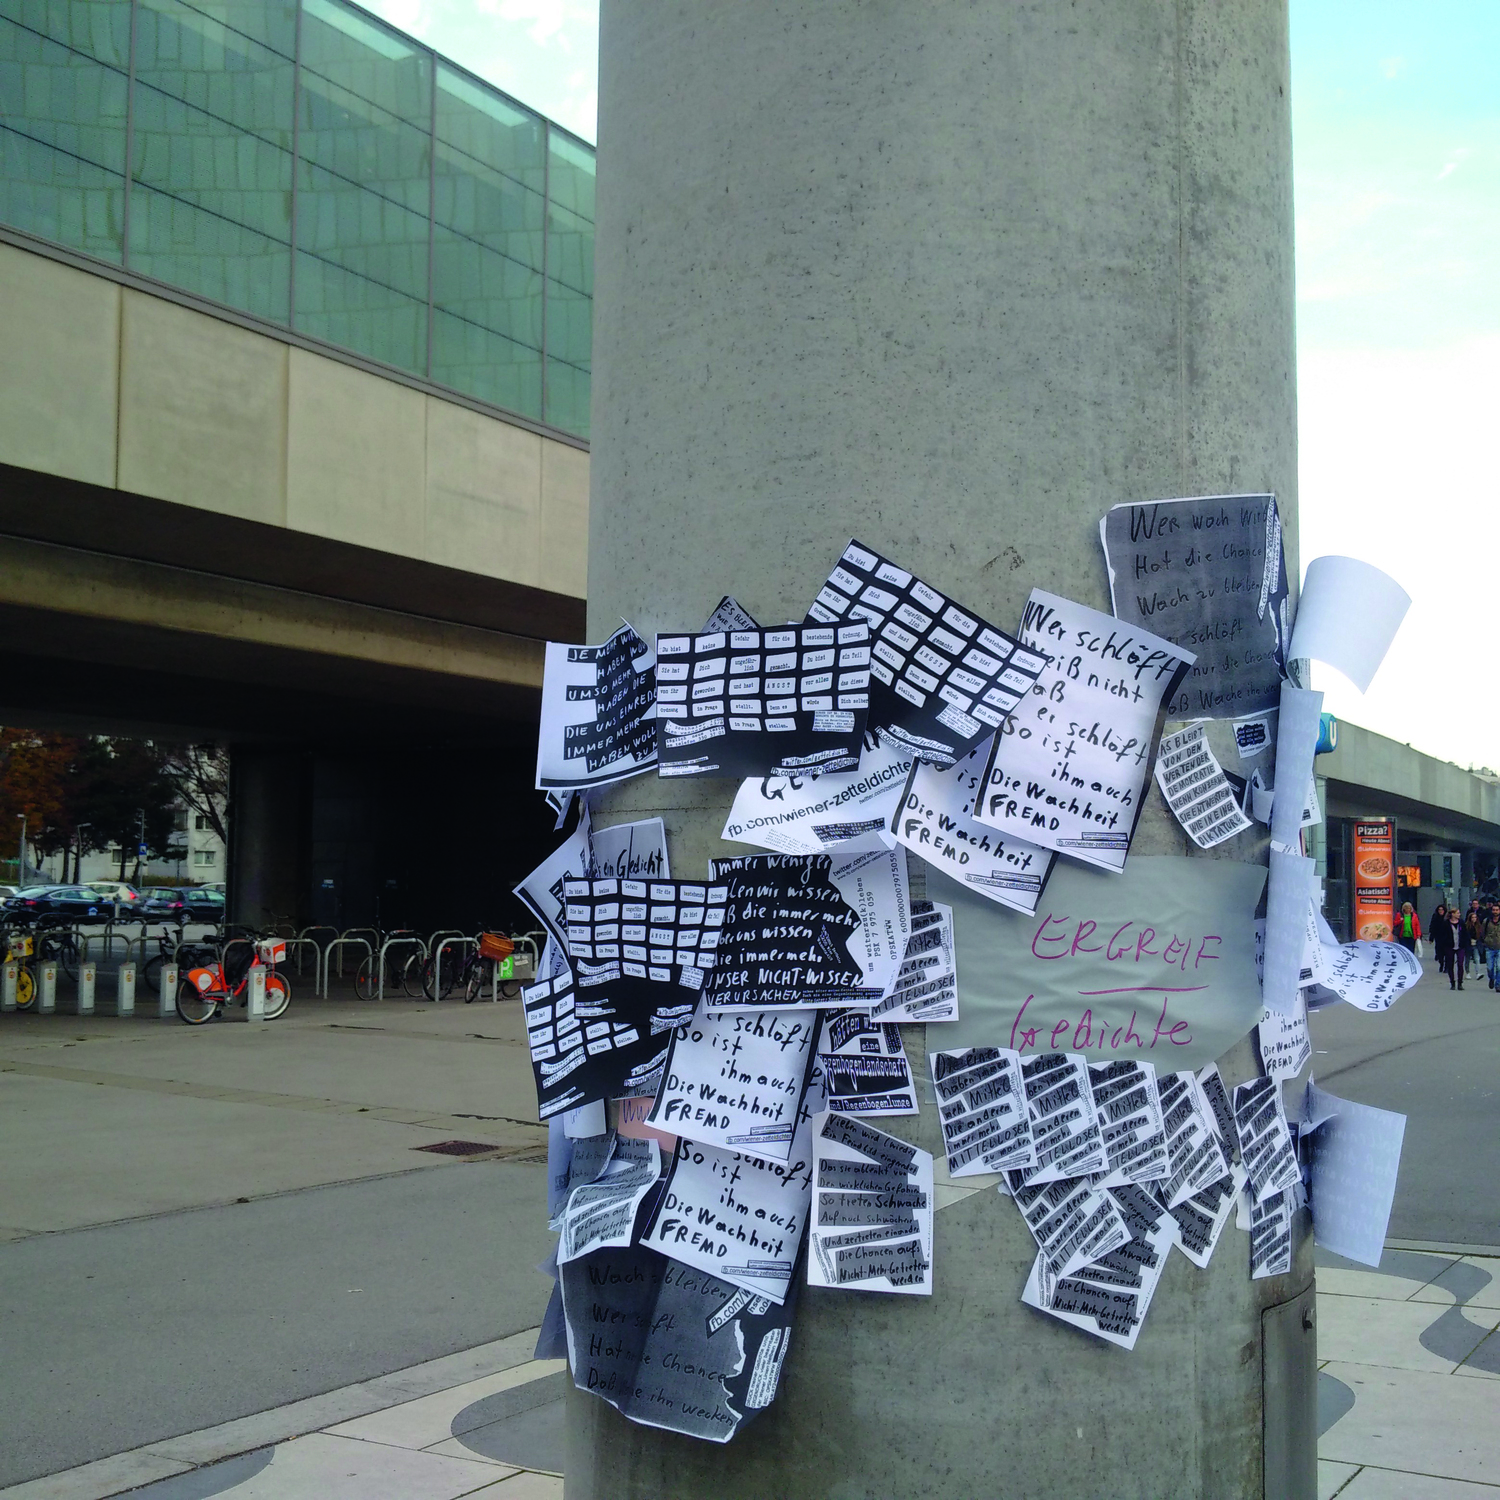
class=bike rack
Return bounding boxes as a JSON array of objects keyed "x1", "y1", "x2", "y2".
[
  {"x1": 281, "y1": 937, "x2": 323, "y2": 982},
  {"x1": 374, "y1": 934, "x2": 427, "y2": 1001},
  {"x1": 320, "y1": 937, "x2": 373, "y2": 998},
  {"x1": 335, "y1": 928, "x2": 380, "y2": 982},
  {"x1": 427, "y1": 935, "x2": 476, "y2": 1002},
  {"x1": 297, "y1": 927, "x2": 339, "y2": 978}
]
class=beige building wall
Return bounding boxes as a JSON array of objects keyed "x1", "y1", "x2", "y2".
[{"x1": 0, "y1": 241, "x2": 588, "y2": 603}]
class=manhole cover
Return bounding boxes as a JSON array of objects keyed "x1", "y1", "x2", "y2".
[{"x1": 413, "y1": 1139, "x2": 498, "y2": 1157}]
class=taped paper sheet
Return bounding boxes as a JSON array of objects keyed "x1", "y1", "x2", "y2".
[
  {"x1": 1089, "y1": 1059, "x2": 1169, "y2": 1186},
  {"x1": 1270, "y1": 686, "x2": 1325, "y2": 851},
  {"x1": 587, "y1": 818, "x2": 670, "y2": 882},
  {"x1": 1304, "y1": 1083, "x2": 1406, "y2": 1267},
  {"x1": 1016, "y1": 1051, "x2": 1108, "y2": 1182},
  {"x1": 975, "y1": 590, "x2": 1193, "y2": 873},
  {"x1": 826, "y1": 835, "x2": 911, "y2": 1000},
  {"x1": 1100, "y1": 494, "x2": 1289, "y2": 718},
  {"x1": 930, "y1": 1046, "x2": 1034, "y2": 1177},
  {"x1": 558, "y1": 1137, "x2": 660, "y2": 1264},
  {"x1": 1007, "y1": 1172, "x2": 1131, "y2": 1281},
  {"x1": 656, "y1": 623, "x2": 871, "y2": 778},
  {"x1": 1157, "y1": 1070, "x2": 1231, "y2": 1207},
  {"x1": 1321, "y1": 940, "x2": 1423, "y2": 1012},
  {"x1": 890, "y1": 744, "x2": 1056, "y2": 915},
  {"x1": 809, "y1": 1113, "x2": 933, "y2": 1295},
  {"x1": 1249, "y1": 1187, "x2": 1295, "y2": 1278},
  {"x1": 873, "y1": 900, "x2": 957, "y2": 1022},
  {"x1": 805, "y1": 539, "x2": 1048, "y2": 766},
  {"x1": 1288, "y1": 556, "x2": 1410, "y2": 692},
  {"x1": 1256, "y1": 989, "x2": 1312, "y2": 1081},
  {"x1": 1234, "y1": 1077, "x2": 1302, "y2": 1203},
  {"x1": 1154, "y1": 723, "x2": 1253, "y2": 848},
  {"x1": 537, "y1": 626, "x2": 657, "y2": 792},
  {"x1": 1156, "y1": 1167, "x2": 1243, "y2": 1269},
  {"x1": 1232, "y1": 710, "x2": 1276, "y2": 760},
  {"x1": 721, "y1": 738, "x2": 914, "y2": 854}
]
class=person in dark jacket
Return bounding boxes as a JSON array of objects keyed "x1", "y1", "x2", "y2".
[
  {"x1": 1484, "y1": 904, "x2": 1500, "y2": 989},
  {"x1": 1465, "y1": 901, "x2": 1485, "y2": 978},
  {"x1": 1430, "y1": 904, "x2": 1448, "y2": 967},
  {"x1": 1434, "y1": 907, "x2": 1467, "y2": 989}
]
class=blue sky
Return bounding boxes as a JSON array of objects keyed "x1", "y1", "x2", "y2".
[{"x1": 366, "y1": 0, "x2": 1499, "y2": 768}]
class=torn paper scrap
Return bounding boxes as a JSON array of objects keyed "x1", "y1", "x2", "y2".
[
  {"x1": 703, "y1": 596, "x2": 760, "y2": 634},
  {"x1": 975, "y1": 590, "x2": 1193, "y2": 873},
  {"x1": 1089, "y1": 1059, "x2": 1169, "y2": 1186},
  {"x1": 1232, "y1": 710, "x2": 1276, "y2": 759},
  {"x1": 639, "y1": 1111, "x2": 814, "y2": 1302},
  {"x1": 1154, "y1": 723, "x2": 1253, "y2": 848},
  {"x1": 1287, "y1": 556, "x2": 1410, "y2": 692},
  {"x1": 655, "y1": 623, "x2": 871, "y2": 779},
  {"x1": 827, "y1": 835, "x2": 911, "y2": 1000},
  {"x1": 930, "y1": 1046, "x2": 1034, "y2": 1177},
  {"x1": 587, "y1": 817, "x2": 670, "y2": 882},
  {"x1": 819, "y1": 1009, "x2": 917, "y2": 1116},
  {"x1": 720, "y1": 737, "x2": 914, "y2": 854},
  {"x1": 537, "y1": 626, "x2": 657, "y2": 791},
  {"x1": 1249, "y1": 1187, "x2": 1294, "y2": 1278},
  {"x1": 704, "y1": 853, "x2": 872, "y2": 1009},
  {"x1": 809, "y1": 1112, "x2": 933, "y2": 1295},
  {"x1": 805, "y1": 539, "x2": 1048, "y2": 766},
  {"x1": 890, "y1": 743, "x2": 1056, "y2": 914},
  {"x1": 647, "y1": 1006, "x2": 821, "y2": 1165},
  {"x1": 1304, "y1": 1083, "x2": 1406, "y2": 1268},
  {"x1": 1233, "y1": 1076, "x2": 1302, "y2": 1203},
  {"x1": 872, "y1": 900, "x2": 958, "y2": 1022},
  {"x1": 1100, "y1": 494, "x2": 1289, "y2": 718},
  {"x1": 561, "y1": 1241, "x2": 796, "y2": 1442},
  {"x1": 558, "y1": 1137, "x2": 660, "y2": 1264}
]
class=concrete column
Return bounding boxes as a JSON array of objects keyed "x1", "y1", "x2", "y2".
[
  {"x1": 228, "y1": 748, "x2": 308, "y2": 930},
  {"x1": 579, "y1": 3, "x2": 1307, "y2": 1497}
]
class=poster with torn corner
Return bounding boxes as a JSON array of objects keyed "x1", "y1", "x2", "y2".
[
  {"x1": 1249, "y1": 1186, "x2": 1294, "y2": 1278},
  {"x1": 804, "y1": 539, "x2": 1049, "y2": 766},
  {"x1": 826, "y1": 835, "x2": 911, "y2": 1000},
  {"x1": 1157, "y1": 1070, "x2": 1232, "y2": 1207},
  {"x1": 1234, "y1": 1076, "x2": 1302, "y2": 1202},
  {"x1": 1089, "y1": 1059, "x2": 1169, "y2": 1186},
  {"x1": 515, "y1": 805, "x2": 592, "y2": 946},
  {"x1": 647, "y1": 1007, "x2": 820, "y2": 1165},
  {"x1": 1304, "y1": 1083, "x2": 1406, "y2": 1267},
  {"x1": 587, "y1": 818, "x2": 670, "y2": 882},
  {"x1": 809, "y1": 1112, "x2": 933, "y2": 1295},
  {"x1": 1257, "y1": 983, "x2": 1312, "y2": 1080},
  {"x1": 561, "y1": 1240, "x2": 798, "y2": 1443},
  {"x1": 557, "y1": 1137, "x2": 661, "y2": 1263},
  {"x1": 818, "y1": 1010, "x2": 917, "y2": 1116},
  {"x1": 1100, "y1": 494, "x2": 1289, "y2": 719},
  {"x1": 1287, "y1": 556, "x2": 1410, "y2": 692},
  {"x1": 537, "y1": 626, "x2": 657, "y2": 792},
  {"x1": 890, "y1": 743, "x2": 1056, "y2": 914},
  {"x1": 872, "y1": 900, "x2": 958, "y2": 1022},
  {"x1": 655, "y1": 623, "x2": 872, "y2": 779},
  {"x1": 1022, "y1": 1188, "x2": 1175, "y2": 1350},
  {"x1": 930, "y1": 1047, "x2": 1034, "y2": 1176},
  {"x1": 1154, "y1": 723, "x2": 1252, "y2": 848},
  {"x1": 1155, "y1": 1166, "x2": 1243, "y2": 1269},
  {"x1": 975, "y1": 591, "x2": 1193, "y2": 873},
  {"x1": 703, "y1": 854, "x2": 871, "y2": 1009},
  {"x1": 720, "y1": 737, "x2": 914, "y2": 855},
  {"x1": 639, "y1": 1104, "x2": 815, "y2": 1303},
  {"x1": 1006, "y1": 1172, "x2": 1131, "y2": 1281},
  {"x1": 930, "y1": 855, "x2": 1267, "y2": 1073}
]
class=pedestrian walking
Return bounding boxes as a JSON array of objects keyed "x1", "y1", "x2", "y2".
[
  {"x1": 1393, "y1": 902, "x2": 1421, "y2": 954},
  {"x1": 1428, "y1": 906, "x2": 1464, "y2": 990},
  {"x1": 1465, "y1": 900, "x2": 1484, "y2": 978},
  {"x1": 1453, "y1": 908, "x2": 1470, "y2": 990},
  {"x1": 1485, "y1": 904, "x2": 1500, "y2": 989},
  {"x1": 1430, "y1": 903, "x2": 1448, "y2": 968}
]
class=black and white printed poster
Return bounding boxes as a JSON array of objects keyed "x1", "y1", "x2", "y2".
[
  {"x1": 1100, "y1": 494, "x2": 1289, "y2": 718},
  {"x1": 805, "y1": 540, "x2": 1049, "y2": 765},
  {"x1": 873, "y1": 901, "x2": 957, "y2": 1022},
  {"x1": 560, "y1": 1242, "x2": 798, "y2": 1443},
  {"x1": 975, "y1": 590, "x2": 1193, "y2": 873},
  {"x1": 930, "y1": 1046, "x2": 1034, "y2": 1177},
  {"x1": 655, "y1": 624, "x2": 872, "y2": 778},
  {"x1": 646, "y1": 1007, "x2": 821, "y2": 1164},
  {"x1": 703, "y1": 854, "x2": 871, "y2": 1009},
  {"x1": 1088, "y1": 1059, "x2": 1169, "y2": 1187},
  {"x1": 1017, "y1": 1051, "x2": 1109, "y2": 1183},
  {"x1": 537, "y1": 625, "x2": 657, "y2": 791},
  {"x1": 1234, "y1": 1076, "x2": 1303, "y2": 1203},
  {"x1": 564, "y1": 876, "x2": 727, "y2": 997},
  {"x1": 889, "y1": 743, "x2": 1056, "y2": 915},
  {"x1": 818, "y1": 1009, "x2": 917, "y2": 1117}
]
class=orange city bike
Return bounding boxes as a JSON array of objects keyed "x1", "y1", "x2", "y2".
[{"x1": 177, "y1": 937, "x2": 291, "y2": 1025}]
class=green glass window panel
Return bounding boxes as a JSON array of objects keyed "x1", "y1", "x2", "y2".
[
  {"x1": 545, "y1": 197, "x2": 591, "y2": 296},
  {"x1": 130, "y1": 181, "x2": 290, "y2": 319},
  {"x1": 294, "y1": 247, "x2": 426, "y2": 374},
  {"x1": 544, "y1": 357, "x2": 588, "y2": 441},
  {"x1": 0, "y1": 6, "x2": 127, "y2": 259},
  {"x1": 546, "y1": 127, "x2": 593, "y2": 224},
  {"x1": 435, "y1": 63, "x2": 544, "y2": 201},
  {"x1": 431, "y1": 307, "x2": 541, "y2": 420},
  {"x1": 129, "y1": 0, "x2": 294, "y2": 316},
  {"x1": 544, "y1": 273, "x2": 590, "y2": 369}
]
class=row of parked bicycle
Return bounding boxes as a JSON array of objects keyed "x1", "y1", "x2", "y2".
[{"x1": 2, "y1": 912, "x2": 541, "y2": 1023}]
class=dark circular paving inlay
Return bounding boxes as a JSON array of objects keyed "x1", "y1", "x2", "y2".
[{"x1": 452, "y1": 1372, "x2": 566, "y2": 1474}]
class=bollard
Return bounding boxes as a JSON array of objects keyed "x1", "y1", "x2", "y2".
[
  {"x1": 245, "y1": 966, "x2": 266, "y2": 1022},
  {"x1": 116, "y1": 962, "x2": 135, "y2": 1017},
  {"x1": 159, "y1": 964, "x2": 177, "y2": 1020},
  {"x1": 2, "y1": 961, "x2": 15, "y2": 1011},
  {"x1": 38, "y1": 963, "x2": 56, "y2": 1014},
  {"x1": 78, "y1": 962, "x2": 96, "y2": 1015}
]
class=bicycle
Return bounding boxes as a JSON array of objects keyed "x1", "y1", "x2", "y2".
[
  {"x1": 353, "y1": 931, "x2": 425, "y2": 1000},
  {"x1": 33, "y1": 916, "x2": 80, "y2": 983},
  {"x1": 450, "y1": 932, "x2": 520, "y2": 1004},
  {"x1": 5, "y1": 925, "x2": 37, "y2": 1009},
  {"x1": 176, "y1": 935, "x2": 291, "y2": 1025}
]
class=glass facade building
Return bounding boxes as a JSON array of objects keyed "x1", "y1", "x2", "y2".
[{"x1": 0, "y1": 0, "x2": 593, "y2": 438}]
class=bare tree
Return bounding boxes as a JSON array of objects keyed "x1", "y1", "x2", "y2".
[{"x1": 160, "y1": 743, "x2": 230, "y2": 845}]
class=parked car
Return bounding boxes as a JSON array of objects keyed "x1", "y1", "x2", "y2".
[
  {"x1": 88, "y1": 881, "x2": 143, "y2": 909},
  {"x1": 3, "y1": 885, "x2": 109, "y2": 920},
  {"x1": 0, "y1": 885, "x2": 16, "y2": 901},
  {"x1": 140, "y1": 887, "x2": 226, "y2": 923}
]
